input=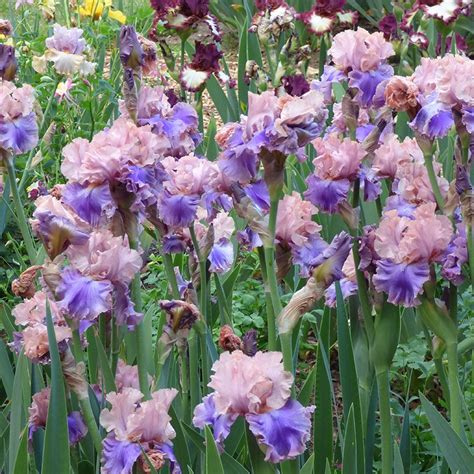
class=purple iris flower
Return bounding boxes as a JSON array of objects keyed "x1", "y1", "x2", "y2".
[
  {"x1": 0, "y1": 112, "x2": 39, "y2": 155},
  {"x1": 57, "y1": 269, "x2": 113, "y2": 323},
  {"x1": 237, "y1": 227, "x2": 263, "y2": 251},
  {"x1": 34, "y1": 211, "x2": 89, "y2": 260},
  {"x1": 67, "y1": 412, "x2": 88, "y2": 445},
  {"x1": 311, "y1": 65, "x2": 346, "y2": 104},
  {"x1": 461, "y1": 105, "x2": 474, "y2": 134},
  {"x1": 62, "y1": 182, "x2": 116, "y2": 226},
  {"x1": 282, "y1": 74, "x2": 310, "y2": 97},
  {"x1": 441, "y1": 223, "x2": 467, "y2": 285},
  {"x1": 359, "y1": 165, "x2": 381, "y2": 201},
  {"x1": 193, "y1": 394, "x2": 238, "y2": 448},
  {"x1": 348, "y1": 64, "x2": 394, "y2": 107},
  {"x1": 304, "y1": 175, "x2": 351, "y2": 214},
  {"x1": 101, "y1": 434, "x2": 141, "y2": 474},
  {"x1": 0, "y1": 44, "x2": 17, "y2": 80},
  {"x1": 208, "y1": 239, "x2": 234, "y2": 273},
  {"x1": 244, "y1": 180, "x2": 270, "y2": 211},
  {"x1": 291, "y1": 234, "x2": 330, "y2": 277},
  {"x1": 158, "y1": 192, "x2": 199, "y2": 227},
  {"x1": 410, "y1": 93, "x2": 454, "y2": 138},
  {"x1": 114, "y1": 281, "x2": 143, "y2": 329},
  {"x1": 384, "y1": 195, "x2": 416, "y2": 218},
  {"x1": 324, "y1": 278, "x2": 358, "y2": 307},
  {"x1": 162, "y1": 234, "x2": 187, "y2": 254},
  {"x1": 246, "y1": 399, "x2": 314, "y2": 463},
  {"x1": 373, "y1": 259, "x2": 430, "y2": 307}
]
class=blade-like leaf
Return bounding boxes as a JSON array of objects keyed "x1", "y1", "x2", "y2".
[
  {"x1": 42, "y1": 301, "x2": 70, "y2": 473},
  {"x1": 205, "y1": 425, "x2": 224, "y2": 474},
  {"x1": 13, "y1": 428, "x2": 28, "y2": 474},
  {"x1": 336, "y1": 282, "x2": 365, "y2": 473},
  {"x1": 0, "y1": 338, "x2": 13, "y2": 399},
  {"x1": 342, "y1": 405, "x2": 357, "y2": 474},
  {"x1": 420, "y1": 393, "x2": 474, "y2": 472}
]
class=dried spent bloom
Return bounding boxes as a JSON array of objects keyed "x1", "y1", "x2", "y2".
[
  {"x1": 384, "y1": 75, "x2": 419, "y2": 113},
  {"x1": 11, "y1": 265, "x2": 42, "y2": 299},
  {"x1": 0, "y1": 44, "x2": 17, "y2": 81},
  {"x1": 193, "y1": 350, "x2": 314, "y2": 462}
]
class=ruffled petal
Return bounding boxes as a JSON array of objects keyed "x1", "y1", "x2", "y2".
[
  {"x1": 410, "y1": 94, "x2": 454, "y2": 139},
  {"x1": 304, "y1": 175, "x2": 350, "y2": 214},
  {"x1": 57, "y1": 269, "x2": 113, "y2": 323},
  {"x1": 62, "y1": 182, "x2": 116, "y2": 226},
  {"x1": 373, "y1": 259, "x2": 430, "y2": 307},
  {"x1": 0, "y1": 112, "x2": 38, "y2": 154},
  {"x1": 193, "y1": 394, "x2": 238, "y2": 448},
  {"x1": 208, "y1": 239, "x2": 234, "y2": 273},
  {"x1": 325, "y1": 278, "x2": 358, "y2": 307},
  {"x1": 246, "y1": 399, "x2": 314, "y2": 463},
  {"x1": 67, "y1": 411, "x2": 88, "y2": 445},
  {"x1": 101, "y1": 434, "x2": 141, "y2": 474},
  {"x1": 114, "y1": 282, "x2": 143, "y2": 329},
  {"x1": 348, "y1": 64, "x2": 394, "y2": 107},
  {"x1": 158, "y1": 192, "x2": 199, "y2": 227}
]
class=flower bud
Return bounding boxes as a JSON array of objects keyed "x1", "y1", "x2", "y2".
[
  {"x1": 0, "y1": 44, "x2": 17, "y2": 81},
  {"x1": 119, "y1": 25, "x2": 144, "y2": 71}
]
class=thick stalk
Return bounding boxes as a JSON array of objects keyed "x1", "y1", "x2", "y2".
[
  {"x1": 131, "y1": 273, "x2": 150, "y2": 398},
  {"x1": 376, "y1": 370, "x2": 393, "y2": 474},
  {"x1": 5, "y1": 154, "x2": 37, "y2": 263},
  {"x1": 257, "y1": 248, "x2": 276, "y2": 346},
  {"x1": 178, "y1": 345, "x2": 190, "y2": 423},
  {"x1": 446, "y1": 342, "x2": 462, "y2": 435},
  {"x1": 264, "y1": 198, "x2": 282, "y2": 350},
  {"x1": 280, "y1": 332, "x2": 293, "y2": 374},
  {"x1": 423, "y1": 153, "x2": 445, "y2": 212},
  {"x1": 468, "y1": 225, "x2": 474, "y2": 292},
  {"x1": 189, "y1": 331, "x2": 200, "y2": 410},
  {"x1": 70, "y1": 330, "x2": 102, "y2": 453}
]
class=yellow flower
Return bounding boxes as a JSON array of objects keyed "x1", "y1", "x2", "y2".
[{"x1": 79, "y1": 0, "x2": 126, "y2": 23}]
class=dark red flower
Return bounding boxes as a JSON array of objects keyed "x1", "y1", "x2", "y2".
[
  {"x1": 190, "y1": 42, "x2": 222, "y2": 73},
  {"x1": 281, "y1": 74, "x2": 310, "y2": 97}
]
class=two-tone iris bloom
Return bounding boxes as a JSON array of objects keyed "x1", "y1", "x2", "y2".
[
  {"x1": 32, "y1": 24, "x2": 96, "y2": 77},
  {"x1": 328, "y1": 27, "x2": 395, "y2": 107},
  {"x1": 0, "y1": 81, "x2": 38, "y2": 155},
  {"x1": 11, "y1": 290, "x2": 71, "y2": 363},
  {"x1": 28, "y1": 387, "x2": 88, "y2": 444},
  {"x1": 100, "y1": 388, "x2": 180, "y2": 473},
  {"x1": 193, "y1": 350, "x2": 314, "y2": 463}
]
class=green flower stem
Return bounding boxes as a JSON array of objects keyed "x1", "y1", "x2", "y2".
[
  {"x1": 189, "y1": 331, "x2": 201, "y2": 410},
  {"x1": 423, "y1": 153, "x2": 445, "y2": 212},
  {"x1": 155, "y1": 230, "x2": 180, "y2": 299},
  {"x1": 178, "y1": 345, "x2": 190, "y2": 423},
  {"x1": 468, "y1": 225, "x2": 474, "y2": 292},
  {"x1": 79, "y1": 396, "x2": 102, "y2": 453},
  {"x1": 264, "y1": 198, "x2": 283, "y2": 351},
  {"x1": 280, "y1": 332, "x2": 293, "y2": 374},
  {"x1": 5, "y1": 154, "x2": 37, "y2": 264},
  {"x1": 111, "y1": 318, "x2": 120, "y2": 375},
  {"x1": 131, "y1": 272, "x2": 150, "y2": 399},
  {"x1": 446, "y1": 342, "x2": 462, "y2": 435},
  {"x1": 376, "y1": 369, "x2": 393, "y2": 474},
  {"x1": 70, "y1": 329, "x2": 102, "y2": 453},
  {"x1": 257, "y1": 248, "x2": 276, "y2": 346}
]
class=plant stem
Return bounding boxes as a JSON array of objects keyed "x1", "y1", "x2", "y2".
[
  {"x1": 189, "y1": 331, "x2": 200, "y2": 410},
  {"x1": 467, "y1": 225, "x2": 474, "y2": 292},
  {"x1": 178, "y1": 345, "x2": 190, "y2": 423},
  {"x1": 257, "y1": 247, "x2": 276, "y2": 345},
  {"x1": 377, "y1": 369, "x2": 393, "y2": 474},
  {"x1": 280, "y1": 332, "x2": 293, "y2": 373},
  {"x1": 5, "y1": 154, "x2": 37, "y2": 264},
  {"x1": 70, "y1": 330, "x2": 102, "y2": 453},
  {"x1": 79, "y1": 396, "x2": 102, "y2": 453},
  {"x1": 423, "y1": 153, "x2": 445, "y2": 212},
  {"x1": 264, "y1": 198, "x2": 282, "y2": 351},
  {"x1": 446, "y1": 342, "x2": 462, "y2": 435}
]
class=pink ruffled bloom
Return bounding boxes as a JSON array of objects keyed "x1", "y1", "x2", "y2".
[
  {"x1": 208, "y1": 350, "x2": 293, "y2": 415},
  {"x1": 413, "y1": 55, "x2": 474, "y2": 108},
  {"x1": 13, "y1": 290, "x2": 64, "y2": 326},
  {"x1": 372, "y1": 135, "x2": 423, "y2": 179},
  {"x1": 61, "y1": 118, "x2": 166, "y2": 185},
  {"x1": 246, "y1": 91, "x2": 280, "y2": 136},
  {"x1": 0, "y1": 82, "x2": 35, "y2": 119},
  {"x1": 328, "y1": 27, "x2": 394, "y2": 72},
  {"x1": 312, "y1": 133, "x2": 365, "y2": 180},
  {"x1": 66, "y1": 229, "x2": 141, "y2": 284},
  {"x1": 22, "y1": 324, "x2": 71, "y2": 361},
  {"x1": 212, "y1": 211, "x2": 235, "y2": 241},
  {"x1": 100, "y1": 387, "x2": 178, "y2": 443},
  {"x1": 276, "y1": 192, "x2": 321, "y2": 247},
  {"x1": 162, "y1": 153, "x2": 218, "y2": 196},
  {"x1": 395, "y1": 161, "x2": 448, "y2": 205},
  {"x1": 115, "y1": 360, "x2": 153, "y2": 392},
  {"x1": 374, "y1": 203, "x2": 452, "y2": 264}
]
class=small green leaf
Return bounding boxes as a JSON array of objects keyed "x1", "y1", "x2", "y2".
[
  {"x1": 13, "y1": 428, "x2": 28, "y2": 474},
  {"x1": 301, "y1": 454, "x2": 314, "y2": 474},
  {"x1": 42, "y1": 301, "x2": 70, "y2": 473},
  {"x1": 205, "y1": 425, "x2": 224, "y2": 474},
  {"x1": 420, "y1": 393, "x2": 474, "y2": 472}
]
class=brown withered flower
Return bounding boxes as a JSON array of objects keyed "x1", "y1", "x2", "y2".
[
  {"x1": 384, "y1": 75, "x2": 419, "y2": 116},
  {"x1": 12, "y1": 265, "x2": 42, "y2": 298}
]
